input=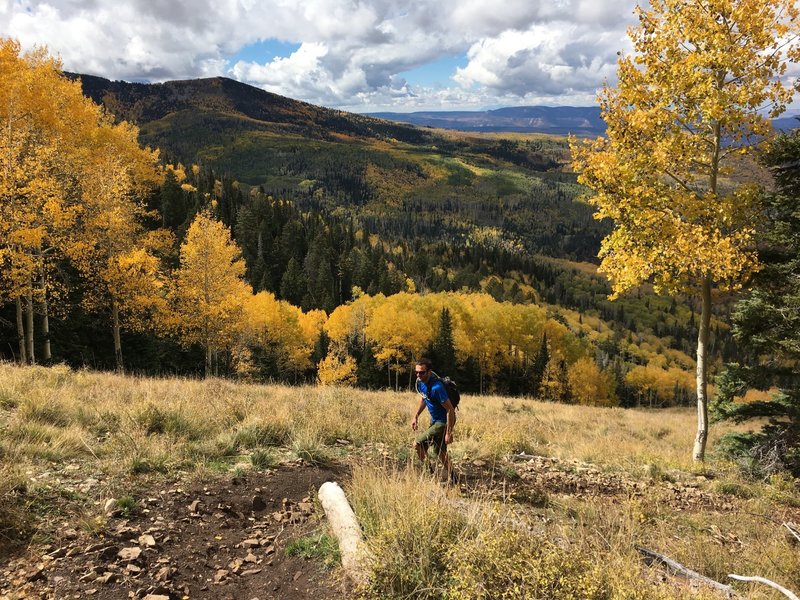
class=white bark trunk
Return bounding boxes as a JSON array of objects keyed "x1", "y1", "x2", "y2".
[
  {"x1": 25, "y1": 288, "x2": 35, "y2": 365},
  {"x1": 41, "y1": 274, "x2": 51, "y2": 362},
  {"x1": 16, "y1": 297, "x2": 26, "y2": 365},
  {"x1": 693, "y1": 277, "x2": 712, "y2": 462},
  {"x1": 112, "y1": 297, "x2": 123, "y2": 373}
]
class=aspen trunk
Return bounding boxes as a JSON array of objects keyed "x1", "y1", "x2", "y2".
[
  {"x1": 693, "y1": 118, "x2": 721, "y2": 463},
  {"x1": 41, "y1": 274, "x2": 51, "y2": 362},
  {"x1": 111, "y1": 297, "x2": 124, "y2": 373},
  {"x1": 15, "y1": 297, "x2": 26, "y2": 365},
  {"x1": 25, "y1": 288, "x2": 35, "y2": 365},
  {"x1": 205, "y1": 345, "x2": 212, "y2": 378},
  {"x1": 693, "y1": 277, "x2": 712, "y2": 462}
]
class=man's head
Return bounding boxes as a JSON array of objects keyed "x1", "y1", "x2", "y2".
[{"x1": 415, "y1": 358, "x2": 433, "y2": 383}]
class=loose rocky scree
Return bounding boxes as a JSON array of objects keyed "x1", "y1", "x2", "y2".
[{"x1": 2, "y1": 464, "x2": 346, "y2": 600}]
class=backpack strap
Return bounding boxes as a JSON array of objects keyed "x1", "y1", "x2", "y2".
[{"x1": 416, "y1": 372, "x2": 441, "y2": 402}]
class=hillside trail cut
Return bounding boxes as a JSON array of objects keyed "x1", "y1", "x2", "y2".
[{"x1": 4, "y1": 452, "x2": 800, "y2": 599}]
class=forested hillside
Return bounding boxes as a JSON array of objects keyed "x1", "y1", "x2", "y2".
[{"x1": 1, "y1": 55, "x2": 740, "y2": 406}]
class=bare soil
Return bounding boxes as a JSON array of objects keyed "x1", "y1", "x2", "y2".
[
  {"x1": 2, "y1": 463, "x2": 350, "y2": 600},
  {"x1": 3, "y1": 454, "x2": 798, "y2": 599}
]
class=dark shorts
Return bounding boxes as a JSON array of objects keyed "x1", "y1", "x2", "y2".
[{"x1": 416, "y1": 421, "x2": 447, "y2": 455}]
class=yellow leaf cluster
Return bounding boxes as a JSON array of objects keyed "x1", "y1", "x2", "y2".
[
  {"x1": 0, "y1": 37, "x2": 164, "y2": 338},
  {"x1": 570, "y1": 0, "x2": 799, "y2": 297},
  {"x1": 324, "y1": 291, "x2": 596, "y2": 393}
]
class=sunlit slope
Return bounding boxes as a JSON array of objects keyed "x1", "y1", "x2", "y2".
[{"x1": 74, "y1": 74, "x2": 607, "y2": 261}]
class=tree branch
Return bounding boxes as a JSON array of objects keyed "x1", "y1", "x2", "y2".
[
  {"x1": 728, "y1": 575, "x2": 799, "y2": 600},
  {"x1": 784, "y1": 522, "x2": 800, "y2": 544},
  {"x1": 663, "y1": 168, "x2": 696, "y2": 193}
]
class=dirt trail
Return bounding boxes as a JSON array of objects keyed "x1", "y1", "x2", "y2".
[
  {"x1": 2, "y1": 464, "x2": 349, "y2": 600},
  {"x1": 4, "y1": 454, "x2": 796, "y2": 599}
]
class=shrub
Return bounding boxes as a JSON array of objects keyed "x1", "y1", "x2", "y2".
[
  {"x1": 130, "y1": 453, "x2": 169, "y2": 475},
  {"x1": 134, "y1": 403, "x2": 207, "y2": 440},
  {"x1": 448, "y1": 524, "x2": 608, "y2": 600},
  {"x1": 350, "y1": 467, "x2": 472, "y2": 599},
  {"x1": 291, "y1": 430, "x2": 332, "y2": 466},
  {"x1": 234, "y1": 420, "x2": 291, "y2": 448},
  {"x1": 117, "y1": 495, "x2": 138, "y2": 517}
]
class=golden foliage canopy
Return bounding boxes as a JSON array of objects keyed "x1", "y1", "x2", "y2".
[{"x1": 571, "y1": 0, "x2": 800, "y2": 298}]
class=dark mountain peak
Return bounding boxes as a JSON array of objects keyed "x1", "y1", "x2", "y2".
[{"x1": 67, "y1": 73, "x2": 432, "y2": 145}]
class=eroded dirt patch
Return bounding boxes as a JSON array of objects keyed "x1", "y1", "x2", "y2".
[
  {"x1": 2, "y1": 464, "x2": 349, "y2": 600},
  {"x1": 458, "y1": 454, "x2": 745, "y2": 512}
]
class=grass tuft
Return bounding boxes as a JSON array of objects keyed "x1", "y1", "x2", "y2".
[
  {"x1": 285, "y1": 531, "x2": 341, "y2": 569},
  {"x1": 0, "y1": 465, "x2": 30, "y2": 558},
  {"x1": 251, "y1": 448, "x2": 279, "y2": 469}
]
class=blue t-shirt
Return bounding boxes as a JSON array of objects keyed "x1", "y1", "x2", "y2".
[{"x1": 418, "y1": 376, "x2": 450, "y2": 423}]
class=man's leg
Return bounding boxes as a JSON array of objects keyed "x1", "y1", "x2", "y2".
[
  {"x1": 414, "y1": 441, "x2": 427, "y2": 463},
  {"x1": 416, "y1": 422, "x2": 444, "y2": 473},
  {"x1": 437, "y1": 446, "x2": 455, "y2": 482}
]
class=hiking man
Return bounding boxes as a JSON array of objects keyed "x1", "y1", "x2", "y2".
[{"x1": 411, "y1": 358, "x2": 456, "y2": 481}]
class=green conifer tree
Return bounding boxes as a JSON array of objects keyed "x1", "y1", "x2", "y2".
[
  {"x1": 714, "y1": 132, "x2": 800, "y2": 477},
  {"x1": 429, "y1": 307, "x2": 457, "y2": 377},
  {"x1": 530, "y1": 333, "x2": 549, "y2": 397}
]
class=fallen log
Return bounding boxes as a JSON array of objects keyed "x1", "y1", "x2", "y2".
[
  {"x1": 729, "y1": 575, "x2": 799, "y2": 600},
  {"x1": 636, "y1": 546, "x2": 739, "y2": 597},
  {"x1": 318, "y1": 481, "x2": 371, "y2": 587}
]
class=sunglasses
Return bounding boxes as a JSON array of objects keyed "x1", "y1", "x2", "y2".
[{"x1": 415, "y1": 369, "x2": 428, "y2": 376}]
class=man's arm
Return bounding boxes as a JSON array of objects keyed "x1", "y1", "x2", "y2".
[
  {"x1": 442, "y1": 399, "x2": 455, "y2": 444},
  {"x1": 411, "y1": 395, "x2": 426, "y2": 431}
]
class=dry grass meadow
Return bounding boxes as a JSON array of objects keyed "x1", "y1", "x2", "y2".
[{"x1": 1, "y1": 362, "x2": 798, "y2": 598}]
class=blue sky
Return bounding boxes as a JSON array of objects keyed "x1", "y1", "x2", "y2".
[
  {"x1": 2, "y1": 0, "x2": 798, "y2": 113},
  {"x1": 232, "y1": 40, "x2": 302, "y2": 66}
]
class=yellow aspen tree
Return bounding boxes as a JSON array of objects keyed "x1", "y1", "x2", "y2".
[
  {"x1": 325, "y1": 293, "x2": 380, "y2": 353},
  {"x1": 0, "y1": 40, "x2": 96, "y2": 363},
  {"x1": 455, "y1": 293, "x2": 509, "y2": 394},
  {"x1": 571, "y1": 0, "x2": 800, "y2": 461},
  {"x1": 567, "y1": 357, "x2": 618, "y2": 407},
  {"x1": 365, "y1": 292, "x2": 430, "y2": 390},
  {"x1": 243, "y1": 292, "x2": 323, "y2": 380},
  {"x1": 297, "y1": 308, "x2": 327, "y2": 364},
  {"x1": 171, "y1": 209, "x2": 251, "y2": 376},
  {"x1": 67, "y1": 120, "x2": 166, "y2": 372}
]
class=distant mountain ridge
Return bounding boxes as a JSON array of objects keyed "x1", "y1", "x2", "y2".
[
  {"x1": 369, "y1": 105, "x2": 800, "y2": 136},
  {"x1": 367, "y1": 106, "x2": 606, "y2": 136},
  {"x1": 71, "y1": 72, "x2": 798, "y2": 141},
  {"x1": 69, "y1": 73, "x2": 435, "y2": 145}
]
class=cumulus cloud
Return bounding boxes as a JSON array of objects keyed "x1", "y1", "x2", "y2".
[
  {"x1": 3, "y1": 0, "x2": 638, "y2": 110},
  {"x1": 454, "y1": 25, "x2": 626, "y2": 98}
]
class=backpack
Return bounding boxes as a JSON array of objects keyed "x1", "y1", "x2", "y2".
[
  {"x1": 416, "y1": 371, "x2": 461, "y2": 410},
  {"x1": 417, "y1": 371, "x2": 461, "y2": 408},
  {"x1": 440, "y1": 376, "x2": 461, "y2": 410}
]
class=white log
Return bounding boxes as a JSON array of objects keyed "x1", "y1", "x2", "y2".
[
  {"x1": 729, "y1": 575, "x2": 799, "y2": 600},
  {"x1": 318, "y1": 481, "x2": 370, "y2": 587}
]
